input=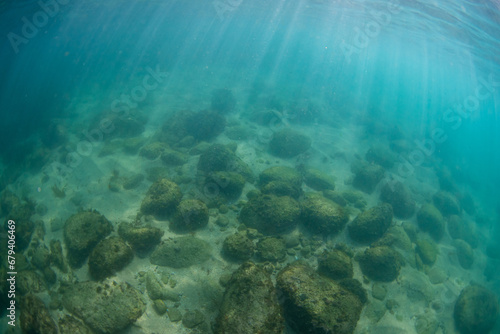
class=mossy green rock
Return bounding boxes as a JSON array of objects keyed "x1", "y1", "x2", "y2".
[
  {"x1": 20, "y1": 294, "x2": 58, "y2": 334},
  {"x1": 256, "y1": 237, "x2": 286, "y2": 262},
  {"x1": 88, "y1": 236, "x2": 134, "y2": 280},
  {"x1": 161, "y1": 148, "x2": 188, "y2": 166},
  {"x1": 261, "y1": 180, "x2": 303, "y2": 199},
  {"x1": 215, "y1": 262, "x2": 284, "y2": 334},
  {"x1": 150, "y1": 236, "x2": 211, "y2": 268},
  {"x1": 269, "y1": 128, "x2": 311, "y2": 158},
  {"x1": 239, "y1": 194, "x2": 300, "y2": 235},
  {"x1": 416, "y1": 239, "x2": 438, "y2": 265},
  {"x1": 140, "y1": 178, "x2": 182, "y2": 218},
  {"x1": 454, "y1": 285, "x2": 499, "y2": 334},
  {"x1": 62, "y1": 281, "x2": 146, "y2": 334},
  {"x1": 301, "y1": 193, "x2": 349, "y2": 235},
  {"x1": 433, "y1": 191, "x2": 461, "y2": 216},
  {"x1": 58, "y1": 315, "x2": 93, "y2": 334},
  {"x1": 304, "y1": 168, "x2": 336, "y2": 191},
  {"x1": 139, "y1": 141, "x2": 167, "y2": 160},
  {"x1": 380, "y1": 181, "x2": 415, "y2": 218},
  {"x1": 197, "y1": 144, "x2": 254, "y2": 182},
  {"x1": 358, "y1": 246, "x2": 402, "y2": 282},
  {"x1": 277, "y1": 261, "x2": 363, "y2": 334},
  {"x1": 417, "y1": 204, "x2": 445, "y2": 241},
  {"x1": 118, "y1": 222, "x2": 163, "y2": 252},
  {"x1": 222, "y1": 232, "x2": 255, "y2": 261},
  {"x1": 348, "y1": 203, "x2": 393, "y2": 244},
  {"x1": 204, "y1": 171, "x2": 246, "y2": 202},
  {"x1": 351, "y1": 162, "x2": 385, "y2": 194},
  {"x1": 318, "y1": 249, "x2": 353, "y2": 280},
  {"x1": 259, "y1": 166, "x2": 302, "y2": 188},
  {"x1": 455, "y1": 239, "x2": 474, "y2": 269},
  {"x1": 63, "y1": 210, "x2": 113, "y2": 268},
  {"x1": 171, "y1": 199, "x2": 209, "y2": 232}
]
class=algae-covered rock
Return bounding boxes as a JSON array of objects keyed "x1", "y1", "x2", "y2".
[
  {"x1": 50, "y1": 239, "x2": 67, "y2": 273},
  {"x1": 348, "y1": 203, "x2": 393, "y2": 244},
  {"x1": 7, "y1": 202, "x2": 35, "y2": 251},
  {"x1": 304, "y1": 168, "x2": 336, "y2": 191},
  {"x1": 139, "y1": 141, "x2": 167, "y2": 160},
  {"x1": 58, "y1": 315, "x2": 93, "y2": 334},
  {"x1": 365, "y1": 146, "x2": 396, "y2": 169},
  {"x1": 160, "y1": 148, "x2": 188, "y2": 166},
  {"x1": 415, "y1": 239, "x2": 438, "y2": 266},
  {"x1": 215, "y1": 262, "x2": 284, "y2": 334},
  {"x1": 145, "y1": 271, "x2": 180, "y2": 302},
  {"x1": 204, "y1": 171, "x2": 246, "y2": 202},
  {"x1": 197, "y1": 144, "x2": 254, "y2": 182},
  {"x1": 62, "y1": 281, "x2": 146, "y2": 334},
  {"x1": 63, "y1": 210, "x2": 113, "y2": 268},
  {"x1": 261, "y1": 180, "x2": 303, "y2": 199},
  {"x1": 318, "y1": 249, "x2": 353, "y2": 280},
  {"x1": 256, "y1": 237, "x2": 287, "y2": 262},
  {"x1": 88, "y1": 236, "x2": 134, "y2": 280},
  {"x1": 150, "y1": 236, "x2": 211, "y2": 268},
  {"x1": 380, "y1": 181, "x2": 415, "y2": 218},
  {"x1": 277, "y1": 261, "x2": 363, "y2": 334},
  {"x1": 455, "y1": 239, "x2": 474, "y2": 269},
  {"x1": 222, "y1": 232, "x2": 255, "y2": 261},
  {"x1": 417, "y1": 204, "x2": 445, "y2": 241},
  {"x1": 300, "y1": 193, "x2": 349, "y2": 235},
  {"x1": 269, "y1": 128, "x2": 311, "y2": 158},
  {"x1": 259, "y1": 166, "x2": 302, "y2": 188},
  {"x1": 182, "y1": 309, "x2": 207, "y2": 329},
  {"x1": 454, "y1": 285, "x2": 499, "y2": 334},
  {"x1": 118, "y1": 222, "x2": 163, "y2": 252},
  {"x1": 140, "y1": 178, "x2": 182, "y2": 218},
  {"x1": 20, "y1": 294, "x2": 57, "y2": 334},
  {"x1": 186, "y1": 110, "x2": 226, "y2": 141},
  {"x1": 351, "y1": 161, "x2": 385, "y2": 194},
  {"x1": 171, "y1": 199, "x2": 209, "y2": 232},
  {"x1": 322, "y1": 190, "x2": 348, "y2": 206},
  {"x1": 433, "y1": 191, "x2": 461, "y2": 216},
  {"x1": 358, "y1": 246, "x2": 402, "y2": 282},
  {"x1": 239, "y1": 194, "x2": 300, "y2": 235},
  {"x1": 373, "y1": 225, "x2": 413, "y2": 252}
]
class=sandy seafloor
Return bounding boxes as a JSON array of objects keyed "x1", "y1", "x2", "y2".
[{"x1": 2, "y1": 66, "x2": 499, "y2": 334}]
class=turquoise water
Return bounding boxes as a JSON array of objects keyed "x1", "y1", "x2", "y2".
[{"x1": 1, "y1": 0, "x2": 499, "y2": 333}]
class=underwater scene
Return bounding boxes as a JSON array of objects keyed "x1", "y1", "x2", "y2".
[{"x1": 1, "y1": 0, "x2": 500, "y2": 333}]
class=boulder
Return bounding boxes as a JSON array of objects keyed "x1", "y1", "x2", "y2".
[
  {"x1": 454, "y1": 285, "x2": 499, "y2": 334},
  {"x1": 348, "y1": 203, "x2": 393, "y2": 244}
]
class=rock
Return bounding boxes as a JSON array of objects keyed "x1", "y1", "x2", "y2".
[
  {"x1": 211, "y1": 88, "x2": 236, "y2": 114},
  {"x1": 342, "y1": 190, "x2": 367, "y2": 209},
  {"x1": 145, "y1": 271, "x2": 180, "y2": 302},
  {"x1": 433, "y1": 191, "x2": 461, "y2": 216},
  {"x1": 269, "y1": 128, "x2": 311, "y2": 158},
  {"x1": 215, "y1": 262, "x2": 284, "y2": 333},
  {"x1": 31, "y1": 244, "x2": 51, "y2": 270},
  {"x1": 118, "y1": 222, "x2": 163, "y2": 253},
  {"x1": 277, "y1": 261, "x2": 363, "y2": 334},
  {"x1": 204, "y1": 171, "x2": 246, "y2": 202},
  {"x1": 318, "y1": 249, "x2": 353, "y2": 280},
  {"x1": 140, "y1": 178, "x2": 182, "y2": 218},
  {"x1": 50, "y1": 240, "x2": 67, "y2": 273},
  {"x1": 454, "y1": 285, "x2": 499, "y2": 334},
  {"x1": 170, "y1": 199, "x2": 209, "y2": 232},
  {"x1": 380, "y1": 181, "x2": 415, "y2": 218},
  {"x1": 416, "y1": 239, "x2": 438, "y2": 266},
  {"x1": 20, "y1": 294, "x2": 57, "y2": 334},
  {"x1": 373, "y1": 225, "x2": 413, "y2": 252},
  {"x1": 150, "y1": 236, "x2": 211, "y2": 268},
  {"x1": 58, "y1": 315, "x2": 93, "y2": 334},
  {"x1": 139, "y1": 142, "x2": 167, "y2": 160},
  {"x1": 182, "y1": 309, "x2": 207, "y2": 329},
  {"x1": 222, "y1": 232, "x2": 255, "y2": 261},
  {"x1": 256, "y1": 237, "x2": 286, "y2": 262},
  {"x1": 197, "y1": 144, "x2": 254, "y2": 182},
  {"x1": 259, "y1": 166, "x2": 302, "y2": 188},
  {"x1": 186, "y1": 110, "x2": 226, "y2": 141},
  {"x1": 261, "y1": 180, "x2": 303, "y2": 199},
  {"x1": 427, "y1": 267, "x2": 447, "y2": 284},
  {"x1": 417, "y1": 204, "x2": 445, "y2": 241},
  {"x1": 153, "y1": 299, "x2": 167, "y2": 315},
  {"x1": 122, "y1": 173, "x2": 144, "y2": 190},
  {"x1": 365, "y1": 146, "x2": 396, "y2": 169},
  {"x1": 348, "y1": 203, "x2": 393, "y2": 244},
  {"x1": 372, "y1": 283, "x2": 387, "y2": 301},
  {"x1": 339, "y1": 278, "x2": 368, "y2": 304},
  {"x1": 455, "y1": 239, "x2": 474, "y2": 269},
  {"x1": 304, "y1": 168, "x2": 336, "y2": 191},
  {"x1": 323, "y1": 190, "x2": 348, "y2": 206},
  {"x1": 168, "y1": 308, "x2": 183, "y2": 322},
  {"x1": 447, "y1": 216, "x2": 479, "y2": 248},
  {"x1": 63, "y1": 210, "x2": 113, "y2": 268},
  {"x1": 239, "y1": 194, "x2": 300, "y2": 235},
  {"x1": 358, "y1": 246, "x2": 402, "y2": 282},
  {"x1": 160, "y1": 148, "x2": 188, "y2": 166},
  {"x1": 88, "y1": 237, "x2": 134, "y2": 280},
  {"x1": 300, "y1": 193, "x2": 349, "y2": 235},
  {"x1": 7, "y1": 202, "x2": 35, "y2": 251},
  {"x1": 62, "y1": 281, "x2": 146, "y2": 334},
  {"x1": 351, "y1": 161, "x2": 385, "y2": 194}
]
